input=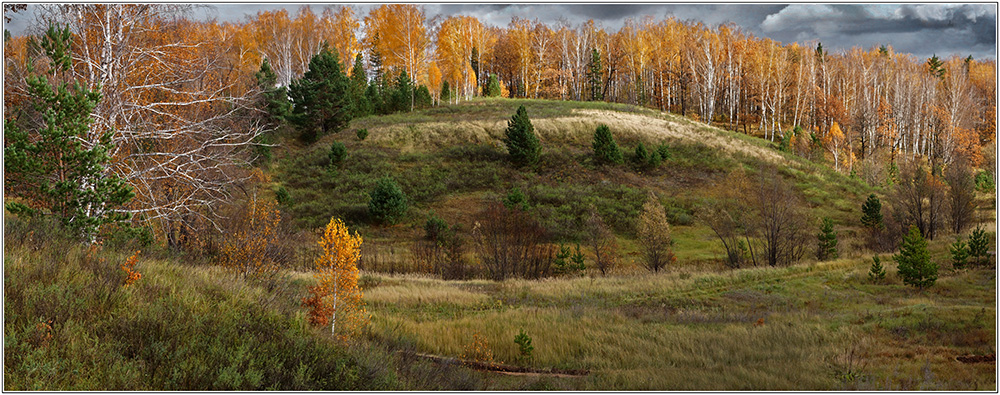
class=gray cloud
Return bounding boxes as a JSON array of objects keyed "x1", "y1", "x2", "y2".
[{"x1": 3, "y1": 3, "x2": 994, "y2": 61}]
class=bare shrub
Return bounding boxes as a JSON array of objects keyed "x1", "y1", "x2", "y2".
[{"x1": 471, "y1": 201, "x2": 552, "y2": 280}]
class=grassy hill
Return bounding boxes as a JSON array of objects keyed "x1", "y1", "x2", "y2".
[
  {"x1": 6, "y1": 98, "x2": 995, "y2": 390},
  {"x1": 275, "y1": 98, "x2": 876, "y2": 270}
]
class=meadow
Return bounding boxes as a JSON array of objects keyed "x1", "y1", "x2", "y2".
[{"x1": 5, "y1": 98, "x2": 995, "y2": 390}]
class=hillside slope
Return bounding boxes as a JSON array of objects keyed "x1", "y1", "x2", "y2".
[{"x1": 275, "y1": 98, "x2": 870, "y2": 269}]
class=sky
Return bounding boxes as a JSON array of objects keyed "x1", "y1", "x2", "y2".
[{"x1": 4, "y1": 2, "x2": 996, "y2": 61}]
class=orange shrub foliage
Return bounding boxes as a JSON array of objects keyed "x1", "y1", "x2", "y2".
[
  {"x1": 120, "y1": 250, "x2": 142, "y2": 288},
  {"x1": 460, "y1": 332, "x2": 500, "y2": 369},
  {"x1": 220, "y1": 198, "x2": 282, "y2": 279},
  {"x1": 302, "y1": 217, "x2": 368, "y2": 341}
]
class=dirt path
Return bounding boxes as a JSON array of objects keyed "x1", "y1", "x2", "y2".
[{"x1": 402, "y1": 351, "x2": 590, "y2": 377}]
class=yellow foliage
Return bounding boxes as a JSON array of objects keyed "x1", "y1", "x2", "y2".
[{"x1": 304, "y1": 217, "x2": 368, "y2": 341}]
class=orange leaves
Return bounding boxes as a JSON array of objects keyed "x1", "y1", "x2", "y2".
[
  {"x1": 303, "y1": 217, "x2": 367, "y2": 341},
  {"x1": 120, "y1": 250, "x2": 142, "y2": 288},
  {"x1": 220, "y1": 198, "x2": 282, "y2": 280},
  {"x1": 460, "y1": 332, "x2": 500, "y2": 369},
  {"x1": 364, "y1": 4, "x2": 430, "y2": 83}
]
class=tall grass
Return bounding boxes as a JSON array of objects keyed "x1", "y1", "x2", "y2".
[{"x1": 4, "y1": 217, "x2": 397, "y2": 391}]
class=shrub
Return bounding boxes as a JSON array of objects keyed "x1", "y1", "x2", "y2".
[
  {"x1": 592, "y1": 124, "x2": 623, "y2": 165},
  {"x1": 471, "y1": 201, "x2": 552, "y2": 280},
  {"x1": 220, "y1": 198, "x2": 286, "y2": 281},
  {"x1": 275, "y1": 186, "x2": 291, "y2": 205},
  {"x1": 816, "y1": 217, "x2": 838, "y2": 261},
  {"x1": 424, "y1": 213, "x2": 449, "y2": 242},
  {"x1": 975, "y1": 170, "x2": 995, "y2": 192},
  {"x1": 503, "y1": 105, "x2": 541, "y2": 167},
  {"x1": 503, "y1": 187, "x2": 529, "y2": 211},
  {"x1": 894, "y1": 225, "x2": 936, "y2": 289},
  {"x1": 329, "y1": 141, "x2": 347, "y2": 166},
  {"x1": 868, "y1": 255, "x2": 886, "y2": 283},
  {"x1": 368, "y1": 177, "x2": 408, "y2": 224},
  {"x1": 950, "y1": 236, "x2": 969, "y2": 269},
  {"x1": 356, "y1": 128, "x2": 368, "y2": 140}
]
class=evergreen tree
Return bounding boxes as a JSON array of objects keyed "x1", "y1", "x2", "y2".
[
  {"x1": 440, "y1": 80, "x2": 451, "y2": 103},
  {"x1": 586, "y1": 48, "x2": 604, "y2": 101},
  {"x1": 365, "y1": 82, "x2": 383, "y2": 115},
  {"x1": 288, "y1": 44, "x2": 353, "y2": 143},
  {"x1": 255, "y1": 58, "x2": 291, "y2": 125},
  {"x1": 503, "y1": 105, "x2": 541, "y2": 166},
  {"x1": 349, "y1": 53, "x2": 372, "y2": 117},
  {"x1": 592, "y1": 124, "x2": 623, "y2": 165},
  {"x1": 950, "y1": 236, "x2": 969, "y2": 269},
  {"x1": 4, "y1": 24, "x2": 133, "y2": 240},
  {"x1": 415, "y1": 85, "x2": 433, "y2": 108},
  {"x1": 648, "y1": 149, "x2": 663, "y2": 168},
  {"x1": 368, "y1": 177, "x2": 408, "y2": 224},
  {"x1": 633, "y1": 142, "x2": 649, "y2": 168},
  {"x1": 860, "y1": 193, "x2": 884, "y2": 230},
  {"x1": 968, "y1": 225, "x2": 990, "y2": 265},
  {"x1": 816, "y1": 217, "x2": 839, "y2": 261},
  {"x1": 656, "y1": 143, "x2": 671, "y2": 161},
  {"x1": 895, "y1": 225, "x2": 937, "y2": 289},
  {"x1": 389, "y1": 70, "x2": 414, "y2": 113},
  {"x1": 926, "y1": 54, "x2": 946, "y2": 79},
  {"x1": 470, "y1": 46, "x2": 480, "y2": 93},
  {"x1": 328, "y1": 141, "x2": 346, "y2": 167},
  {"x1": 868, "y1": 255, "x2": 886, "y2": 283},
  {"x1": 485, "y1": 74, "x2": 502, "y2": 97}
]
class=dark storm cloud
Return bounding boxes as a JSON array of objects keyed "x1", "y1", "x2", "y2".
[
  {"x1": 758, "y1": 4, "x2": 996, "y2": 59},
  {"x1": 3, "y1": 3, "x2": 994, "y2": 61}
]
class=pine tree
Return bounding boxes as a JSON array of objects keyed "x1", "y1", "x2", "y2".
[
  {"x1": 4, "y1": 24, "x2": 133, "y2": 241},
  {"x1": 816, "y1": 217, "x2": 839, "y2": 261},
  {"x1": 968, "y1": 225, "x2": 990, "y2": 265},
  {"x1": 440, "y1": 80, "x2": 451, "y2": 103},
  {"x1": 592, "y1": 124, "x2": 623, "y2": 165},
  {"x1": 895, "y1": 225, "x2": 937, "y2": 289},
  {"x1": 633, "y1": 142, "x2": 649, "y2": 168},
  {"x1": 868, "y1": 255, "x2": 886, "y2": 283},
  {"x1": 926, "y1": 54, "x2": 946, "y2": 79},
  {"x1": 255, "y1": 58, "x2": 291, "y2": 125},
  {"x1": 288, "y1": 44, "x2": 353, "y2": 143},
  {"x1": 503, "y1": 187, "x2": 529, "y2": 211},
  {"x1": 485, "y1": 74, "x2": 502, "y2": 97},
  {"x1": 586, "y1": 48, "x2": 603, "y2": 101},
  {"x1": 860, "y1": 193, "x2": 884, "y2": 230},
  {"x1": 389, "y1": 70, "x2": 414, "y2": 113},
  {"x1": 470, "y1": 46, "x2": 480, "y2": 93},
  {"x1": 950, "y1": 236, "x2": 969, "y2": 270},
  {"x1": 503, "y1": 105, "x2": 541, "y2": 166},
  {"x1": 349, "y1": 54, "x2": 372, "y2": 117},
  {"x1": 368, "y1": 177, "x2": 408, "y2": 224},
  {"x1": 415, "y1": 85, "x2": 433, "y2": 109}
]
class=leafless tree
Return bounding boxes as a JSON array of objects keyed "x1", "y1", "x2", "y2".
[
  {"x1": 945, "y1": 158, "x2": 977, "y2": 234},
  {"x1": 586, "y1": 206, "x2": 618, "y2": 275},
  {"x1": 36, "y1": 5, "x2": 268, "y2": 246}
]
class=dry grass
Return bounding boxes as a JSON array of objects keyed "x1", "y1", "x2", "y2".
[{"x1": 361, "y1": 248, "x2": 996, "y2": 390}]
